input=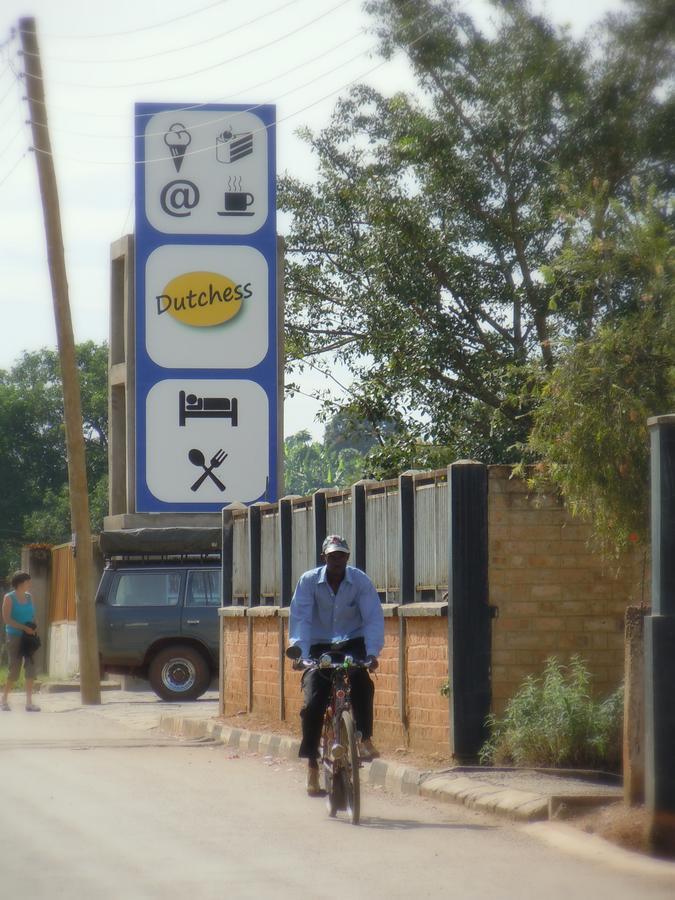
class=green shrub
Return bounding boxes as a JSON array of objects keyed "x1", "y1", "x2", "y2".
[{"x1": 480, "y1": 656, "x2": 623, "y2": 770}]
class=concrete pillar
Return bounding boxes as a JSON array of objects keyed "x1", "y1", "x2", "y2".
[
  {"x1": 248, "y1": 504, "x2": 262, "y2": 607},
  {"x1": 398, "y1": 473, "x2": 415, "y2": 603},
  {"x1": 351, "y1": 481, "x2": 367, "y2": 571},
  {"x1": 279, "y1": 498, "x2": 293, "y2": 607},
  {"x1": 646, "y1": 414, "x2": 675, "y2": 856},
  {"x1": 312, "y1": 489, "x2": 327, "y2": 566},
  {"x1": 447, "y1": 461, "x2": 490, "y2": 762},
  {"x1": 623, "y1": 606, "x2": 646, "y2": 805}
]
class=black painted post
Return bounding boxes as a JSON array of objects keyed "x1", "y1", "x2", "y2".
[
  {"x1": 313, "y1": 489, "x2": 327, "y2": 566},
  {"x1": 447, "y1": 461, "x2": 490, "y2": 762},
  {"x1": 279, "y1": 498, "x2": 293, "y2": 607},
  {"x1": 248, "y1": 504, "x2": 262, "y2": 607},
  {"x1": 351, "y1": 482, "x2": 367, "y2": 571},
  {"x1": 646, "y1": 414, "x2": 675, "y2": 857},
  {"x1": 221, "y1": 507, "x2": 234, "y2": 606},
  {"x1": 399, "y1": 473, "x2": 415, "y2": 603}
]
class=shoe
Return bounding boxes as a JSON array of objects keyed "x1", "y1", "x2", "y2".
[
  {"x1": 25, "y1": 704, "x2": 41, "y2": 712},
  {"x1": 1, "y1": 700, "x2": 10, "y2": 712},
  {"x1": 306, "y1": 767, "x2": 321, "y2": 796},
  {"x1": 359, "y1": 738, "x2": 380, "y2": 760}
]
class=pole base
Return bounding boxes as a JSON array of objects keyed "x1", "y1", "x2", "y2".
[{"x1": 648, "y1": 810, "x2": 675, "y2": 858}]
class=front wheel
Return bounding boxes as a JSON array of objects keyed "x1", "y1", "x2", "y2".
[
  {"x1": 148, "y1": 645, "x2": 211, "y2": 701},
  {"x1": 339, "y1": 709, "x2": 360, "y2": 825}
]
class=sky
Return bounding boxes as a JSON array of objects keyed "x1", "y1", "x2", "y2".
[{"x1": 0, "y1": 0, "x2": 624, "y2": 439}]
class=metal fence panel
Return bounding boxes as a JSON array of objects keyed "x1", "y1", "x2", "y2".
[
  {"x1": 326, "y1": 491, "x2": 352, "y2": 546},
  {"x1": 415, "y1": 476, "x2": 448, "y2": 598},
  {"x1": 364, "y1": 484, "x2": 399, "y2": 597},
  {"x1": 260, "y1": 507, "x2": 280, "y2": 602},
  {"x1": 232, "y1": 514, "x2": 249, "y2": 603},
  {"x1": 291, "y1": 503, "x2": 314, "y2": 588}
]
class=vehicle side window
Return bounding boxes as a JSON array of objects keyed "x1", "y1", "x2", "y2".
[
  {"x1": 186, "y1": 570, "x2": 222, "y2": 607},
  {"x1": 110, "y1": 572, "x2": 182, "y2": 607}
]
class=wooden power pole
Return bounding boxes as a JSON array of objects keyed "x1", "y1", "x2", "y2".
[{"x1": 20, "y1": 17, "x2": 101, "y2": 705}]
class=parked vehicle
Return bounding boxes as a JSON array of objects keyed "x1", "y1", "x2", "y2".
[{"x1": 96, "y1": 556, "x2": 221, "y2": 701}]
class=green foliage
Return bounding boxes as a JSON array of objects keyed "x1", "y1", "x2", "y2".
[
  {"x1": 0, "y1": 342, "x2": 109, "y2": 575},
  {"x1": 281, "y1": 0, "x2": 672, "y2": 467},
  {"x1": 480, "y1": 656, "x2": 624, "y2": 770},
  {"x1": 284, "y1": 429, "x2": 367, "y2": 495},
  {"x1": 526, "y1": 189, "x2": 674, "y2": 555}
]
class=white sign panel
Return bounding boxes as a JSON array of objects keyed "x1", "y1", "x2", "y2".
[
  {"x1": 144, "y1": 109, "x2": 268, "y2": 235},
  {"x1": 145, "y1": 379, "x2": 269, "y2": 504},
  {"x1": 145, "y1": 244, "x2": 269, "y2": 369}
]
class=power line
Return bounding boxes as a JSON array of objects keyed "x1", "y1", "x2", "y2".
[
  {"x1": 41, "y1": 0, "x2": 232, "y2": 41},
  {"x1": 32, "y1": 0, "x2": 304, "y2": 66},
  {"x1": 0, "y1": 115, "x2": 26, "y2": 159},
  {"x1": 20, "y1": 26, "x2": 366, "y2": 121},
  {"x1": 0, "y1": 151, "x2": 27, "y2": 189},
  {"x1": 27, "y1": 35, "x2": 371, "y2": 143},
  {"x1": 27, "y1": 25, "x2": 433, "y2": 168},
  {"x1": 23, "y1": 0, "x2": 353, "y2": 90}
]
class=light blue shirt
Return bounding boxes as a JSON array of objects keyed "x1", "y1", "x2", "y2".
[{"x1": 289, "y1": 565, "x2": 384, "y2": 659}]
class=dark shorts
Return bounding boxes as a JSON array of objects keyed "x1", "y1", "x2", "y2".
[{"x1": 6, "y1": 633, "x2": 36, "y2": 680}]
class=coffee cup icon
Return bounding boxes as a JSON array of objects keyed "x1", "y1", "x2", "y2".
[{"x1": 218, "y1": 191, "x2": 255, "y2": 217}]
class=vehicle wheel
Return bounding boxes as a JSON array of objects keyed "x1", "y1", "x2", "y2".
[
  {"x1": 339, "y1": 709, "x2": 360, "y2": 825},
  {"x1": 148, "y1": 645, "x2": 210, "y2": 701}
]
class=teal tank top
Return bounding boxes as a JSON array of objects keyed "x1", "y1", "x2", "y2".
[{"x1": 5, "y1": 591, "x2": 35, "y2": 636}]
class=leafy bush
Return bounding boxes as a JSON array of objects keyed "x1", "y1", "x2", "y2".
[{"x1": 480, "y1": 656, "x2": 623, "y2": 770}]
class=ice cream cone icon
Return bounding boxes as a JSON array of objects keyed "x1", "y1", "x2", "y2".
[{"x1": 164, "y1": 123, "x2": 192, "y2": 172}]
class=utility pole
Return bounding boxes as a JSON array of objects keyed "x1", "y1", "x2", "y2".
[
  {"x1": 645, "y1": 414, "x2": 675, "y2": 857},
  {"x1": 20, "y1": 17, "x2": 101, "y2": 705}
]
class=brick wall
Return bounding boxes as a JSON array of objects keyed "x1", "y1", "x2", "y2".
[
  {"x1": 403, "y1": 616, "x2": 450, "y2": 754},
  {"x1": 489, "y1": 466, "x2": 645, "y2": 713},
  {"x1": 221, "y1": 613, "x2": 248, "y2": 715},
  {"x1": 250, "y1": 612, "x2": 281, "y2": 718}
]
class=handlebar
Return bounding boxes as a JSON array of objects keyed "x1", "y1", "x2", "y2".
[{"x1": 286, "y1": 647, "x2": 378, "y2": 672}]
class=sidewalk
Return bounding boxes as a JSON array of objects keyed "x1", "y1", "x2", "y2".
[{"x1": 157, "y1": 710, "x2": 622, "y2": 823}]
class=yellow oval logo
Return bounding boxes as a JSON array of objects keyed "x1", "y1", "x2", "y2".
[{"x1": 155, "y1": 272, "x2": 253, "y2": 327}]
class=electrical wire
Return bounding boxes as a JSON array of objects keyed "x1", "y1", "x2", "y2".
[
  {"x1": 29, "y1": 0, "x2": 304, "y2": 65},
  {"x1": 28, "y1": 34, "x2": 371, "y2": 142},
  {"x1": 0, "y1": 151, "x2": 27, "y2": 189},
  {"x1": 0, "y1": 115, "x2": 26, "y2": 159},
  {"x1": 20, "y1": 26, "x2": 366, "y2": 121},
  {"x1": 40, "y1": 0, "x2": 232, "y2": 41},
  {"x1": 23, "y1": 0, "x2": 353, "y2": 90},
  {"x1": 28, "y1": 22, "x2": 434, "y2": 168}
]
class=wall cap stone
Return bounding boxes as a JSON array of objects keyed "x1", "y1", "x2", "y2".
[
  {"x1": 398, "y1": 602, "x2": 448, "y2": 617},
  {"x1": 219, "y1": 606, "x2": 246, "y2": 617},
  {"x1": 278, "y1": 607, "x2": 290, "y2": 619},
  {"x1": 381, "y1": 603, "x2": 399, "y2": 618},
  {"x1": 246, "y1": 605, "x2": 280, "y2": 618}
]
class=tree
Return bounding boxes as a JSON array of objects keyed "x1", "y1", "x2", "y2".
[
  {"x1": 0, "y1": 342, "x2": 108, "y2": 575},
  {"x1": 525, "y1": 187, "x2": 674, "y2": 555},
  {"x1": 280, "y1": 0, "x2": 672, "y2": 470},
  {"x1": 284, "y1": 430, "x2": 366, "y2": 496}
]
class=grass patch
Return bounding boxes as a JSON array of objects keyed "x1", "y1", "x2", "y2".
[{"x1": 480, "y1": 655, "x2": 623, "y2": 770}]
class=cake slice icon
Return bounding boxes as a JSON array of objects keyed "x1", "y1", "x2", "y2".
[{"x1": 216, "y1": 128, "x2": 253, "y2": 164}]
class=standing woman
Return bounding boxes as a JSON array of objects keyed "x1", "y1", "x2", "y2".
[{"x1": 2, "y1": 571, "x2": 41, "y2": 711}]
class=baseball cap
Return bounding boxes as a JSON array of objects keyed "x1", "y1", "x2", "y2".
[{"x1": 322, "y1": 534, "x2": 350, "y2": 555}]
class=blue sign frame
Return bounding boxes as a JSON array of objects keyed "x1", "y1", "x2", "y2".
[{"x1": 134, "y1": 102, "x2": 277, "y2": 512}]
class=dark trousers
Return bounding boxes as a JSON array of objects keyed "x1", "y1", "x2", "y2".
[{"x1": 298, "y1": 637, "x2": 375, "y2": 760}]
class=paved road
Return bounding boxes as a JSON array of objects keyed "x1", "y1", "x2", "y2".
[{"x1": 0, "y1": 691, "x2": 672, "y2": 900}]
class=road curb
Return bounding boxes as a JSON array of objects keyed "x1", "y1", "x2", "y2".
[{"x1": 158, "y1": 715, "x2": 561, "y2": 821}]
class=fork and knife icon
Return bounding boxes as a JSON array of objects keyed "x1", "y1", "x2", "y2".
[{"x1": 188, "y1": 448, "x2": 228, "y2": 492}]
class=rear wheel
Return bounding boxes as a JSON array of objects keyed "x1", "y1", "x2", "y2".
[
  {"x1": 148, "y1": 645, "x2": 210, "y2": 701},
  {"x1": 339, "y1": 709, "x2": 360, "y2": 825}
]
